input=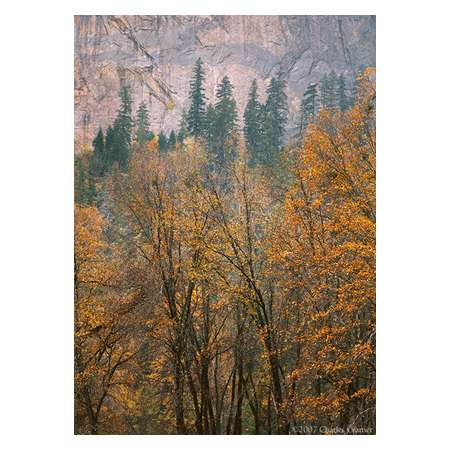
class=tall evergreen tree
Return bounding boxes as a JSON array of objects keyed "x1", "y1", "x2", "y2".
[
  {"x1": 329, "y1": 71, "x2": 338, "y2": 108},
  {"x1": 244, "y1": 79, "x2": 263, "y2": 166},
  {"x1": 319, "y1": 71, "x2": 338, "y2": 109},
  {"x1": 348, "y1": 69, "x2": 364, "y2": 109},
  {"x1": 320, "y1": 71, "x2": 338, "y2": 109},
  {"x1": 319, "y1": 73, "x2": 329, "y2": 109},
  {"x1": 187, "y1": 58, "x2": 207, "y2": 137},
  {"x1": 75, "y1": 157, "x2": 96, "y2": 205},
  {"x1": 104, "y1": 125, "x2": 115, "y2": 170},
  {"x1": 299, "y1": 82, "x2": 318, "y2": 139},
  {"x1": 260, "y1": 76, "x2": 288, "y2": 165},
  {"x1": 86, "y1": 174, "x2": 97, "y2": 205},
  {"x1": 90, "y1": 128, "x2": 105, "y2": 177},
  {"x1": 168, "y1": 130, "x2": 177, "y2": 149},
  {"x1": 112, "y1": 86, "x2": 133, "y2": 170},
  {"x1": 210, "y1": 75, "x2": 238, "y2": 167},
  {"x1": 203, "y1": 104, "x2": 216, "y2": 149},
  {"x1": 75, "y1": 157, "x2": 86, "y2": 204},
  {"x1": 177, "y1": 129, "x2": 185, "y2": 146},
  {"x1": 158, "y1": 132, "x2": 168, "y2": 153},
  {"x1": 136, "y1": 101, "x2": 151, "y2": 146},
  {"x1": 337, "y1": 73, "x2": 349, "y2": 112}
]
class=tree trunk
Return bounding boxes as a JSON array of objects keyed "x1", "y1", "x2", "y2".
[
  {"x1": 226, "y1": 368, "x2": 236, "y2": 434},
  {"x1": 233, "y1": 355, "x2": 244, "y2": 434},
  {"x1": 174, "y1": 358, "x2": 187, "y2": 434},
  {"x1": 264, "y1": 335, "x2": 289, "y2": 434}
]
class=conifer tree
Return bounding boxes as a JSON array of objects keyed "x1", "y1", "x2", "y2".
[
  {"x1": 337, "y1": 74, "x2": 345, "y2": 111},
  {"x1": 168, "y1": 130, "x2": 176, "y2": 149},
  {"x1": 319, "y1": 73, "x2": 329, "y2": 109},
  {"x1": 318, "y1": 73, "x2": 336, "y2": 108},
  {"x1": 177, "y1": 129, "x2": 185, "y2": 146},
  {"x1": 260, "y1": 75, "x2": 288, "y2": 165},
  {"x1": 104, "y1": 125, "x2": 115, "y2": 171},
  {"x1": 203, "y1": 104, "x2": 216, "y2": 149},
  {"x1": 112, "y1": 86, "x2": 133, "y2": 170},
  {"x1": 158, "y1": 132, "x2": 168, "y2": 153},
  {"x1": 75, "y1": 157, "x2": 86, "y2": 204},
  {"x1": 136, "y1": 101, "x2": 151, "y2": 146},
  {"x1": 244, "y1": 79, "x2": 263, "y2": 166},
  {"x1": 75, "y1": 157, "x2": 96, "y2": 205},
  {"x1": 299, "y1": 82, "x2": 318, "y2": 139},
  {"x1": 329, "y1": 71, "x2": 338, "y2": 107},
  {"x1": 210, "y1": 75, "x2": 238, "y2": 167},
  {"x1": 187, "y1": 58, "x2": 207, "y2": 137},
  {"x1": 90, "y1": 128, "x2": 105, "y2": 177},
  {"x1": 86, "y1": 174, "x2": 97, "y2": 205},
  {"x1": 348, "y1": 69, "x2": 363, "y2": 109},
  {"x1": 319, "y1": 71, "x2": 338, "y2": 109}
]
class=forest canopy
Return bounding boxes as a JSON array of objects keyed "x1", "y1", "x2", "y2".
[{"x1": 74, "y1": 63, "x2": 376, "y2": 435}]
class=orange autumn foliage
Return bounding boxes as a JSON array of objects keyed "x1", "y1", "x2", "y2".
[
  {"x1": 74, "y1": 206, "x2": 144, "y2": 434},
  {"x1": 74, "y1": 69, "x2": 376, "y2": 435},
  {"x1": 271, "y1": 69, "x2": 375, "y2": 429}
]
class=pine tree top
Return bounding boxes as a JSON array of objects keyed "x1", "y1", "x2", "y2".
[{"x1": 216, "y1": 76, "x2": 233, "y2": 99}]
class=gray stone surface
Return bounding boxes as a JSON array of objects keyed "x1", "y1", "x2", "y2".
[{"x1": 74, "y1": 15, "x2": 375, "y2": 149}]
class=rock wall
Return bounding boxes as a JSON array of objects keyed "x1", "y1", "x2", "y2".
[{"x1": 74, "y1": 15, "x2": 375, "y2": 149}]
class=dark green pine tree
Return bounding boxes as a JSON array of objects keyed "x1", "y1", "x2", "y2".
[
  {"x1": 210, "y1": 75, "x2": 238, "y2": 167},
  {"x1": 90, "y1": 128, "x2": 105, "y2": 177},
  {"x1": 347, "y1": 70, "x2": 362, "y2": 109},
  {"x1": 298, "y1": 82, "x2": 318, "y2": 139},
  {"x1": 158, "y1": 132, "x2": 168, "y2": 153},
  {"x1": 177, "y1": 129, "x2": 185, "y2": 146},
  {"x1": 75, "y1": 157, "x2": 86, "y2": 204},
  {"x1": 261, "y1": 76, "x2": 288, "y2": 165},
  {"x1": 329, "y1": 71, "x2": 338, "y2": 108},
  {"x1": 75, "y1": 157, "x2": 96, "y2": 205},
  {"x1": 168, "y1": 130, "x2": 177, "y2": 149},
  {"x1": 86, "y1": 174, "x2": 97, "y2": 205},
  {"x1": 187, "y1": 58, "x2": 207, "y2": 137},
  {"x1": 337, "y1": 73, "x2": 349, "y2": 112},
  {"x1": 319, "y1": 73, "x2": 329, "y2": 108},
  {"x1": 244, "y1": 79, "x2": 263, "y2": 166},
  {"x1": 112, "y1": 86, "x2": 133, "y2": 170},
  {"x1": 136, "y1": 101, "x2": 151, "y2": 146},
  {"x1": 203, "y1": 104, "x2": 216, "y2": 149},
  {"x1": 103, "y1": 125, "x2": 115, "y2": 171},
  {"x1": 320, "y1": 71, "x2": 338, "y2": 109}
]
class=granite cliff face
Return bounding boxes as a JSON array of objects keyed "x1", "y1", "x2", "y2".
[{"x1": 74, "y1": 15, "x2": 375, "y2": 149}]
